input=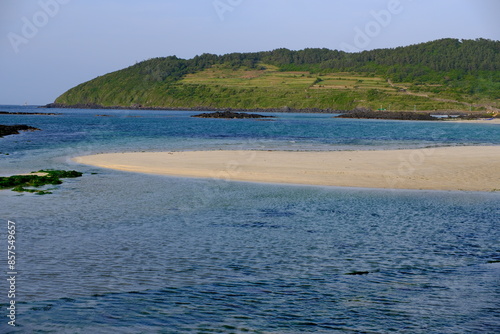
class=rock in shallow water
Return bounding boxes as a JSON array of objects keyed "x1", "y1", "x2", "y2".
[
  {"x1": 192, "y1": 111, "x2": 275, "y2": 119},
  {"x1": 0, "y1": 124, "x2": 41, "y2": 138}
]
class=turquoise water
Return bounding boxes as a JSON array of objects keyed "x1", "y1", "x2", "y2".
[{"x1": 0, "y1": 106, "x2": 499, "y2": 333}]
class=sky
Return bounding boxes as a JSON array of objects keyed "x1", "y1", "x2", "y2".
[{"x1": 1, "y1": 0, "x2": 499, "y2": 105}]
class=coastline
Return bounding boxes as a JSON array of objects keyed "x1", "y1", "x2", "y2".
[
  {"x1": 73, "y1": 146, "x2": 500, "y2": 191},
  {"x1": 41, "y1": 103, "x2": 344, "y2": 114},
  {"x1": 40, "y1": 103, "x2": 499, "y2": 121}
]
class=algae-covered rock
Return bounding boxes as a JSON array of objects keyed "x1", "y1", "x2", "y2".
[{"x1": 0, "y1": 170, "x2": 83, "y2": 195}]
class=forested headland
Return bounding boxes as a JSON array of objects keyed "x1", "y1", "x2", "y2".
[{"x1": 51, "y1": 38, "x2": 500, "y2": 112}]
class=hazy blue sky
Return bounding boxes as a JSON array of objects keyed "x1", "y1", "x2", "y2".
[{"x1": 1, "y1": 0, "x2": 499, "y2": 105}]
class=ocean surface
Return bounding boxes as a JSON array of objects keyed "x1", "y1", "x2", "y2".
[{"x1": 0, "y1": 105, "x2": 499, "y2": 333}]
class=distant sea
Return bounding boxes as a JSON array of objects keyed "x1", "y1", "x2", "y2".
[{"x1": 1, "y1": 105, "x2": 499, "y2": 333}]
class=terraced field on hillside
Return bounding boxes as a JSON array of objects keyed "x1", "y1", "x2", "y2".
[{"x1": 179, "y1": 65, "x2": 472, "y2": 111}]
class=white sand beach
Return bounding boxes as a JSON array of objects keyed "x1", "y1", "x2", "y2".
[{"x1": 73, "y1": 146, "x2": 500, "y2": 191}]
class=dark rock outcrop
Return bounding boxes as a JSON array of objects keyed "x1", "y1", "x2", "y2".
[
  {"x1": 192, "y1": 111, "x2": 276, "y2": 119},
  {"x1": 0, "y1": 125, "x2": 41, "y2": 138},
  {"x1": 456, "y1": 113, "x2": 499, "y2": 120}
]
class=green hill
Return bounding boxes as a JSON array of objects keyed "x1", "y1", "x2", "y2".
[{"x1": 53, "y1": 38, "x2": 500, "y2": 112}]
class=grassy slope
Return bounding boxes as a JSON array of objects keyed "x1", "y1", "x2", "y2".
[
  {"x1": 57, "y1": 64, "x2": 487, "y2": 111},
  {"x1": 178, "y1": 65, "x2": 479, "y2": 111}
]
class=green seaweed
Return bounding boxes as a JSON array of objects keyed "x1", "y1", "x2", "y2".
[{"x1": 0, "y1": 170, "x2": 83, "y2": 195}]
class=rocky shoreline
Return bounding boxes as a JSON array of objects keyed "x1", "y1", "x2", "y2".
[
  {"x1": 336, "y1": 110, "x2": 438, "y2": 121},
  {"x1": 336, "y1": 108, "x2": 498, "y2": 121},
  {"x1": 41, "y1": 103, "x2": 344, "y2": 114}
]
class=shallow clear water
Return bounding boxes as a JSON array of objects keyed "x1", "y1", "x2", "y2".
[{"x1": 0, "y1": 106, "x2": 499, "y2": 333}]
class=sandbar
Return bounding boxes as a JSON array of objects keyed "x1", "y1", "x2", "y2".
[{"x1": 73, "y1": 146, "x2": 500, "y2": 191}]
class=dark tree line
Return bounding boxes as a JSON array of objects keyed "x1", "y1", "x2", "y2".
[{"x1": 110, "y1": 38, "x2": 500, "y2": 98}]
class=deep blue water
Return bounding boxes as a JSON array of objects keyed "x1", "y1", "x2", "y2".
[{"x1": 0, "y1": 106, "x2": 499, "y2": 333}]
